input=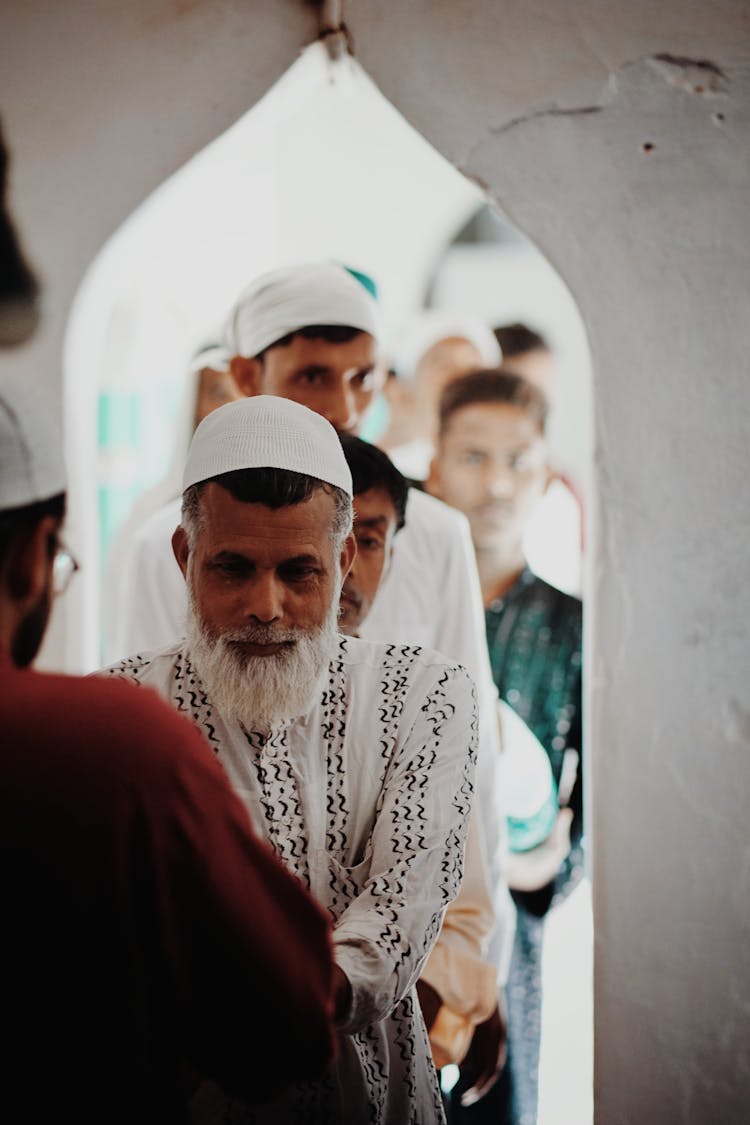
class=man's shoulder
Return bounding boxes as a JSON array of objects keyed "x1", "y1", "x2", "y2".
[
  {"x1": 404, "y1": 487, "x2": 472, "y2": 539},
  {"x1": 336, "y1": 634, "x2": 474, "y2": 692},
  {"x1": 100, "y1": 642, "x2": 184, "y2": 688},
  {"x1": 133, "y1": 496, "x2": 183, "y2": 548},
  {"x1": 528, "y1": 571, "x2": 583, "y2": 619},
  {"x1": 8, "y1": 661, "x2": 199, "y2": 769}
]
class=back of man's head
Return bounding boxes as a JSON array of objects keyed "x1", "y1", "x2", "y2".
[
  {"x1": 493, "y1": 322, "x2": 549, "y2": 359},
  {"x1": 0, "y1": 378, "x2": 68, "y2": 665},
  {"x1": 337, "y1": 434, "x2": 409, "y2": 532}
]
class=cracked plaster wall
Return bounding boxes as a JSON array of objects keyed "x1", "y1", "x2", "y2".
[{"x1": 1, "y1": 2, "x2": 749, "y2": 1121}]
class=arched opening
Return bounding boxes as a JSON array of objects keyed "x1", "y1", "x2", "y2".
[{"x1": 64, "y1": 40, "x2": 593, "y2": 1123}]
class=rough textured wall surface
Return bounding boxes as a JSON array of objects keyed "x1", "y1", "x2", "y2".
[{"x1": 1, "y1": 2, "x2": 749, "y2": 1121}]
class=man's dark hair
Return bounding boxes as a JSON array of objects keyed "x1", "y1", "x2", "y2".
[
  {"x1": 337, "y1": 434, "x2": 409, "y2": 532},
  {"x1": 256, "y1": 324, "x2": 365, "y2": 362},
  {"x1": 438, "y1": 369, "x2": 549, "y2": 438},
  {"x1": 494, "y1": 322, "x2": 549, "y2": 358},
  {"x1": 1, "y1": 127, "x2": 41, "y2": 346},
  {"x1": 0, "y1": 493, "x2": 66, "y2": 569},
  {"x1": 181, "y1": 467, "x2": 352, "y2": 547}
]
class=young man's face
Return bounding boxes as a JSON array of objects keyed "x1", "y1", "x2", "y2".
[
  {"x1": 338, "y1": 487, "x2": 399, "y2": 636},
  {"x1": 429, "y1": 402, "x2": 548, "y2": 555},
  {"x1": 232, "y1": 333, "x2": 381, "y2": 434}
]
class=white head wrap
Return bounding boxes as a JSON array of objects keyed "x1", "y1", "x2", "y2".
[
  {"x1": 183, "y1": 395, "x2": 352, "y2": 496},
  {"x1": 186, "y1": 343, "x2": 230, "y2": 379},
  {"x1": 392, "y1": 309, "x2": 501, "y2": 382},
  {"x1": 0, "y1": 376, "x2": 67, "y2": 511},
  {"x1": 223, "y1": 262, "x2": 381, "y2": 359}
]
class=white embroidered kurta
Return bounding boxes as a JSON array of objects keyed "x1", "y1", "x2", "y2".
[
  {"x1": 104, "y1": 635, "x2": 478, "y2": 1125},
  {"x1": 106, "y1": 490, "x2": 510, "y2": 922}
]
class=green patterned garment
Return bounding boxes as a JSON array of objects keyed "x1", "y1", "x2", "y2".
[{"x1": 485, "y1": 566, "x2": 583, "y2": 834}]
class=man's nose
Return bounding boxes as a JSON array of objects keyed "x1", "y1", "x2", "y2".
[
  {"x1": 245, "y1": 573, "x2": 283, "y2": 623},
  {"x1": 486, "y1": 465, "x2": 514, "y2": 498},
  {"x1": 322, "y1": 382, "x2": 358, "y2": 433}
]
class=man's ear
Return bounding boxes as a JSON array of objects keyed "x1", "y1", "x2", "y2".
[
  {"x1": 230, "y1": 354, "x2": 262, "y2": 397},
  {"x1": 425, "y1": 454, "x2": 443, "y2": 499},
  {"x1": 172, "y1": 525, "x2": 190, "y2": 580},
  {"x1": 6, "y1": 516, "x2": 57, "y2": 604},
  {"x1": 339, "y1": 533, "x2": 357, "y2": 582}
]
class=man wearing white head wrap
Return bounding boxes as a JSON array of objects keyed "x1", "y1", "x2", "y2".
[
  {"x1": 381, "y1": 308, "x2": 501, "y2": 481},
  {"x1": 107, "y1": 260, "x2": 516, "y2": 1104},
  {"x1": 103, "y1": 395, "x2": 478, "y2": 1125}
]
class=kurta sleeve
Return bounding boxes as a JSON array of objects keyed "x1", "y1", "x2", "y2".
[
  {"x1": 418, "y1": 806, "x2": 500, "y2": 1065},
  {"x1": 332, "y1": 663, "x2": 478, "y2": 1034}
]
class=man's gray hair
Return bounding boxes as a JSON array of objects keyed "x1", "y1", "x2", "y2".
[{"x1": 181, "y1": 468, "x2": 352, "y2": 550}]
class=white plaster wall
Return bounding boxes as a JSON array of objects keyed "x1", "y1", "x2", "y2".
[{"x1": 1, "y1": 1, "x2": 749, "y2": 1121}]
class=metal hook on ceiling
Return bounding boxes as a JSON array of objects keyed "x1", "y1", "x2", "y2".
[{"x1": 316, "y1": 0, "x2": 354, "y2": 60}]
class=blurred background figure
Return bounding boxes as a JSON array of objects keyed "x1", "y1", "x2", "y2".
[
  {"x1": 103, "y1": 342, "x2": 240, "y2": 661},
  {"x1": 378, "y1": 309, "x2": 500, "y2": 481},
  {"x1": 427, "y1": 369, "x2": 583, "y2": 1125},
  {"x1": 493, "y1": 323, "x2": 584, "y2": 597},
  {"x1": 493, "y1": 323, "x2": 557, "y2": 401}
]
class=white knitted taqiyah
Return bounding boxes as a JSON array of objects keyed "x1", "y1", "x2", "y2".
[
  {"x1": 182, "y1": 395, "x2": 353, "y2": 496},
  {"x1": 223, "y1": 261, "x2": 381, "y2": 358},
  {"x1": 393, "y1": 309, "x2": 501, "y2": 381},
  {"x1": 0, "y1": 376, "x2": 67, "y2": 511}
]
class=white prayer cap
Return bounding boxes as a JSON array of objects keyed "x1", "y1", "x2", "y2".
[
  {"x1": 182, "y1": 394, "x2": 352, "y2": 496},
  {"x1": 0, "y1": 376, "x2": 67, "y2": 511},
  {"x1": 224, "y1": 261, "x2": 381, "y2": 358},
  {"x1": 392, "y1": 309, "x2": 501, "y2": 381},
  {"x1": 187, "y1": 343, "x2": 230, "y2": 379}
]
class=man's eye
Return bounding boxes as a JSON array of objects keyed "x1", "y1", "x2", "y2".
[
  {"x1": 280, "y1": 564, "x2": 318, "y2": 582},
  {"x1": 214, "y1": 559, "x2": 250, "y2": 577},
  {"x1": 357, "y1": 536, "x2": 384, "y2": 551},
  {"x1": 299, "y1": 370, "x2": 325, "y2": 386},
  {"x1": 352, "y1": 371, "x2": 375, "y2": 389},
  {"x1": 462, "y1": 451, "x2": 484, "y2": 465}
]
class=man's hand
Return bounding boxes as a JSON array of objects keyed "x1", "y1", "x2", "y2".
[
  {"x1": 505, "y1": 808, "x2": 573, "y2": 892},
  {"x1": 458, "y1": 1001, "x2": 508, "y2": 1107},
  {"x1": 415, "y1": 979, "x2": 442, "y2": 1032}
]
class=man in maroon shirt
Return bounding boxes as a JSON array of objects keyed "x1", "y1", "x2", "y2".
[{"x1": 0, "y1": 174, "x2": 337, "y2": 1120}]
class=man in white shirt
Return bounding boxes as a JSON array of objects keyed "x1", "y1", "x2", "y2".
[{"x1": 104, "y1": 395, "x2": 478, "y2": 1124}]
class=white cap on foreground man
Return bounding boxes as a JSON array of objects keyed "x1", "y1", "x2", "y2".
[{"x1": 103, "y1": 393, "x2": 479, "y2": 1124}]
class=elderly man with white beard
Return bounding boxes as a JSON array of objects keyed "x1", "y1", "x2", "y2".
[{"x1": 103, "y1": 394, "x2": 478, "y2": 1125}]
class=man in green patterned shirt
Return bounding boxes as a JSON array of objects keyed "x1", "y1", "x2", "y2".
[{"x1": 427, "y1": 368, "x2": 583, "y2": 1125}]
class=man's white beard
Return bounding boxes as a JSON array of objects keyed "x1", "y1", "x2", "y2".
[{"x1": 185, "y1": 580, "x2": 340, "y2": 730}]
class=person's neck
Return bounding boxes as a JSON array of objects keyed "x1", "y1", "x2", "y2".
[{"x1": 475, "y1": 545, "x2": 526, "y2": 607}]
